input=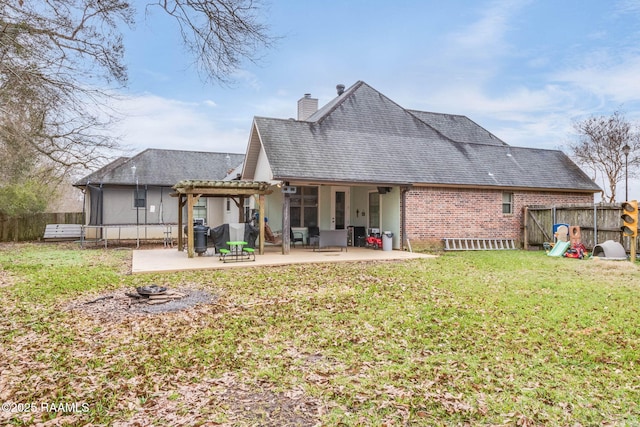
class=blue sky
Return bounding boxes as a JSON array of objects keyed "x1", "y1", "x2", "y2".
[{"x1": 113, "y1": 0, "x2": 640, "y2": 200}]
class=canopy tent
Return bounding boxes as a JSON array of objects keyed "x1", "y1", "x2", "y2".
[{"x1": 171, "y1": 180, "x2": 273, "y2": 258}]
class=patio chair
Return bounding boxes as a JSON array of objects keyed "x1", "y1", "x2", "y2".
[
  {"x1": 308, "y1": 226, "x2": 320, "y2": 248},
  {"x1": 290, "y1": 228, "x2": 304, "y2": 247}
]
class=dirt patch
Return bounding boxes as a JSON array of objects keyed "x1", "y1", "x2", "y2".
[
  {"x1": 112, "y1": 373, "x2": 325, "y2": 427},
  {"x1": 65, "y1": 287, "x2": 216, "y2": 322}
]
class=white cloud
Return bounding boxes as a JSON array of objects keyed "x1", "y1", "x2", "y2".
[
  {"x1": 446, "y1": 0, "x2": 531, "y2": 59},
  {"x1": 403, "y1": 0, "x2": 640, "y2": 153},
  {"x1": 230, "y1": 69, "x2": 262, "y2": 91},
  {"x1": 490, "y1": 115, "x2": 575, "y2": 150},
  {"x1": 110, "y1": 94, "x2": 250, "y2": 154},
  {"x1": 613, "y1": 0, "x2": 640, "y2": 15},
  {"x1": 249, "y1": 95, "x2": 298, "y2": 119},
  {"x1": 553, "y1": 54, "x2": 640, "y2": 106},
  {"x1": 423, "y1": 81, "x2": 569, "y2": 118}
]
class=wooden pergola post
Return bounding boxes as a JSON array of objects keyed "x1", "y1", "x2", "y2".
[
  {"x1": 259, "y1": 194, "x2": 265, "y2": 255},
  {"x1": 282, "y1": 189, "x2": 290, "y2": 254},
  {"x1": 177, "y1": 195, "x2": 185, "y2": 251},
  {"x1": 186, "y1": 194, "x2": 196, "y2": 258},
  {"x1": 238, "y1": 196, "x2": 245, "y2": 223}
]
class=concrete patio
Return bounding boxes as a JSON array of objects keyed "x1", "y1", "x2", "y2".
[{"x1": 132, "y1": 245, "x2": 434, "y2": 274}]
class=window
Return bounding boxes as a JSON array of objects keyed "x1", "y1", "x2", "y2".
[
  {"x1": 290, "y1": 186, "x2": 318, "y2": 227},
  {"x1": 194, "y1": 198, "x2": 207, "y2": 221},
  {"x1": 369, "y1": 191, "x2": 380, "y2": 228},
  {"x1": 133, "y1": 188, "x2": 146, "y2": 208},
  {"x1": 244, "y1": 197, "x2": 251, "y2": 220},
  {"x1": 502, "y1": 192, "x2": 513, "y2": 214}
]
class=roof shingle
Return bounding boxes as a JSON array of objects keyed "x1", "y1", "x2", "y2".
[
  {"x1": 75, "y1": 149, "x2": 244, "y2": 186},
  {"x1": 252, "y1": 81, "x2": 600, "y2": 192}
]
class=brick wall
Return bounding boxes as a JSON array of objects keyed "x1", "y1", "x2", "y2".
[{"x1": 404, "y1": 187, "x2": 593, "y2": 242}]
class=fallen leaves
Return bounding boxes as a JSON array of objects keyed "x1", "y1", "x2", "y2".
[
  {"x1": 109, "y1": 373, "x2": 325, "y2": 427},
  {"x1": 1, "y1": 246, "x2": 640, "y2": 425}
]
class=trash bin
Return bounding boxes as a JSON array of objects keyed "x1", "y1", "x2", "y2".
[
  {"x1": 194, "y1": 224, "x2": 209, "y2": 254},
  {"x1": 382, "y1": 231, "x2": 393, "y2": 251}
]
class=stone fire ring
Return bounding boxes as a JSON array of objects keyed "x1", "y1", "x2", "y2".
[{"x1": 136, "y1": 285, "x2": 167, "y2": 296}]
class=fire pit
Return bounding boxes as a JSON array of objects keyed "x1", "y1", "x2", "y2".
[
  {"x1": 67, "y1": 285, "x2": 215, "y2": 321},
  {"x1": 127, "y1": 285, "x2": 187, "y2": 305},
  {"x1": 136, "y1": 285, "x2": 167, "y2": 296}
]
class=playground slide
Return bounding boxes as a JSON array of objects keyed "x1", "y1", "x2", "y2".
[{"x1": 547, "y1": 240, "x2": 570, "y2": 257}]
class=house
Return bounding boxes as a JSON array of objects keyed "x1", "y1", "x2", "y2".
[
  {"x1": 74, "y1": 149, "x2": 245, "y2": 241},
  {"x1": 241, "y1": 81, "x2": 601, "y2": 249}
]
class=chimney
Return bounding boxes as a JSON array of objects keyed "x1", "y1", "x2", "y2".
[
  {"x1": 336, "y1": 84, "x2": 345, "y2": 95},
  {"x1": 297, "y1": 93, "x2": 318, "y2": 120}
]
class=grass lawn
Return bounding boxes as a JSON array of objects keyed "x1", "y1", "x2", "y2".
[{"x1": 0, "y1": 242, "x2": 639, "y2": 426}]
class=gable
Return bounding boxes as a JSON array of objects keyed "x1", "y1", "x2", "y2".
[{"x1": 242, "y1": 121, "x2": 273, "y2": 181}]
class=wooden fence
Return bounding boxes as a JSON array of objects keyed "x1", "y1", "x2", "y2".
[
  {"x1": 1, "y1": 206, "x2": 635, "y2": 250},
  {"x1": 524, "y1": 203, "x2": 637, "y2": 251},
  {"x1": 0, "y1": 212, "x2": 84, "y2": 242}
]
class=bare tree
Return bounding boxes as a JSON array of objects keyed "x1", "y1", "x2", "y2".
[
  {"x1": 0, "y1": 1, "x2": 131, "y2": 170},
  {"x1": 150, "y1": 0, "x2": 274, "y2": 84},
  {"x1": 0, "y1": 0, "x2": 274, "y2": 213},
  {"x1": 570, "y1": 111, "x2": 640, "y2": 203}
]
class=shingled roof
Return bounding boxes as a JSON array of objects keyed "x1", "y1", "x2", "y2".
[
  {"x1": 75, "y1": 149, "x2": 245, "y2": 187},
  {"x1": 247, "y1": 81, "x2": 600, "y2": 192},
  {"x1": 408, "y1": 110, "x2": 507, "y2": 146}
]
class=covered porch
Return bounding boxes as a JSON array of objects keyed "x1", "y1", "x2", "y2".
[{"x1": 260, "y1": 182, "x2": 411, "y2": 252}]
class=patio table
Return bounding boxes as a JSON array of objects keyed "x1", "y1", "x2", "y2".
[{"x1": 219, "y1": 241, "x2": 255, "y2": 263}]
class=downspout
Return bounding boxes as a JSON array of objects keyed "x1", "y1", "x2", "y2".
[
  {"x1": 593, "y1": 203, "x2": 598, "y2": 247},
  {"x1": 82, "y1": 181, "x2": 88, "y2": 225},
  {"x1": 160, "y1": 187, "x2": 164, "y2": 224},
  {"x1": 99, "y1": 183, "x2": 104, "y2": 240},
  {"x1": 144, "y1": 185, "x2": 148, "y2": 225},
  {"x1": 81, "y1": 181, "x2": 88, "y2": 248},
  {"x1": 144, "y1": 184, "x2": 148, "y2": 241},
  {"x1": 401, "y1": 185, "x2": 411, "y2": 251}
]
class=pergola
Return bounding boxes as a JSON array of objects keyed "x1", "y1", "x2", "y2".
[{"x1": 171, "y1": 180, "x2": 273, "y2": 258}]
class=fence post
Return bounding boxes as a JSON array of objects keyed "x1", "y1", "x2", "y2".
[
  {"x1": 593, "y1": 204, "x2": 597, "y2": 247},
  {"x1": 523, "y1": 206, "x2": 529, "y2": 249}
]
